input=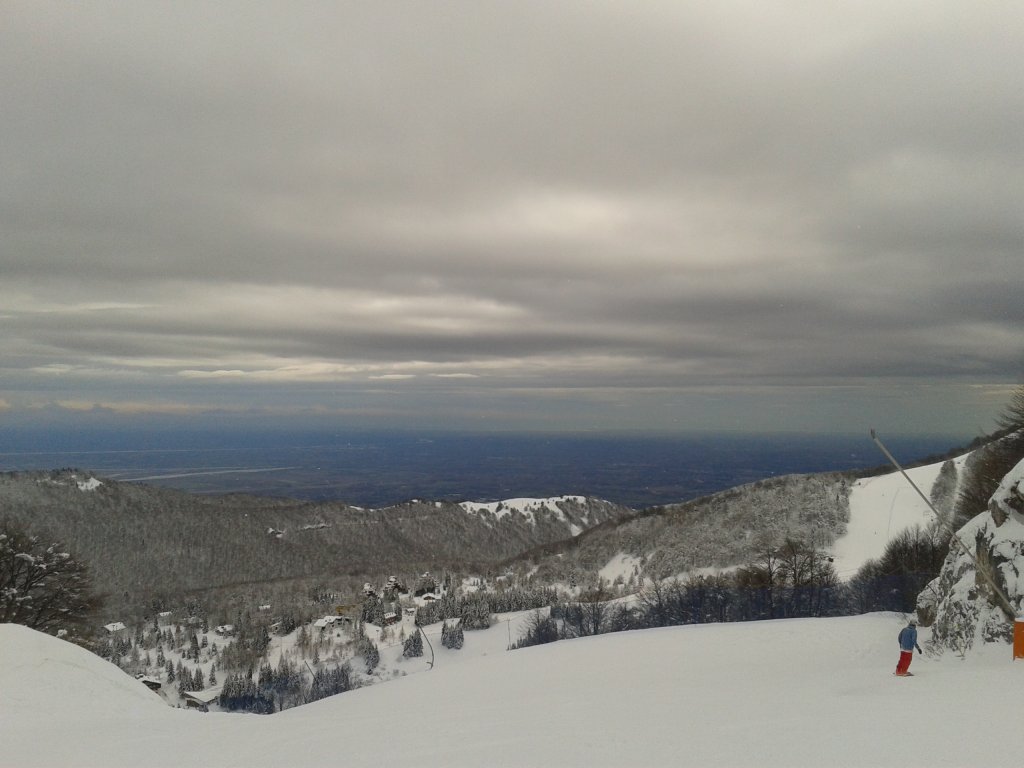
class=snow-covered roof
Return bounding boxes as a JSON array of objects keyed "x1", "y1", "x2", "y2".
[
  {"x1": 103, "y1": 622, "x2": 126, "y2": 633},
  {"x1": 182, "y1": 688, "x2": 222, "y2": 705}
]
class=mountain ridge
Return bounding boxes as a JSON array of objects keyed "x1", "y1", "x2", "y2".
[{"x1": 0, "y1": 469, "x2": 631, "y2": 617}]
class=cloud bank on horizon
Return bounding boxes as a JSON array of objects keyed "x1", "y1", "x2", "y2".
[{"x1": 2, "y1": 2, "x2": 1021, "y2": 435}]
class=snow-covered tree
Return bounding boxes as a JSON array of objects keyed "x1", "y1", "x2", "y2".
[
  {"x1": 359, "y1": 636, "x2": 379, "y2": 673},
  {"x1": 441, "y1": 620, "x2": 464, "y2": 650},
  {"x1": 402, "y1": 628, "x2": 423, "y2": 658},
  {"x1": 0, "y1": 519, "x2": 101, "y2": 634}
]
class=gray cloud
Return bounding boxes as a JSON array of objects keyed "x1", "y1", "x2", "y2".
[{"x1": 1, "y1": 1, "x2": 1021, "y2": 434}]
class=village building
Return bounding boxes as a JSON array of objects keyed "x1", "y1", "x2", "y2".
[
  {"x1": 102, "y1": 622, "x2": 128, "y2": 638},
  {"x1": 135, "y1": 675, "x2": 162, "y2": 693},
  {"x1": 313, "y1": 616, "x2": 337, "y2": 631},
  {"x1": 182, "y1": 687, "x2": 221, "y2": 712}
]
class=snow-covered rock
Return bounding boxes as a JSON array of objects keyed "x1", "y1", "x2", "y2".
[{"x1": 918, "y1": 458, "x2": 1024, "y2": 653}]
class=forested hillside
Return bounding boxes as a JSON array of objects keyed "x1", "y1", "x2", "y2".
[
  {"x1": 512, "y1": 472, "x2": 851, "y2": 586},
  {"x1": 0, "y1": 471, "x2": 630, "y2": 618}
]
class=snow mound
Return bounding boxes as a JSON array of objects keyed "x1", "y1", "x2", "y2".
[{"x1": 0, "y1": 624, "x2": 164, "y2": 719}]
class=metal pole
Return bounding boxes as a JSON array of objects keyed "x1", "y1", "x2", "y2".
[
  {"x1": 870, "y1": 429, "x2": 1015, "y2": 619},
  {"x1": 418, "y1": 625, "x2": 434, "y2": 670}
]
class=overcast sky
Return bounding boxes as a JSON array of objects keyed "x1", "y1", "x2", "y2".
[{"x1": 2, "y1": 1, "x2": 1021, "y2": 437}]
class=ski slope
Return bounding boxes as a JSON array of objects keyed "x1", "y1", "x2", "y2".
[
  {"x1": 830, "y1": 456, "x2": 967, "y2": 578},
  {"x1": 3, "y1": 612, "x2": 1022, "y2": 768}
]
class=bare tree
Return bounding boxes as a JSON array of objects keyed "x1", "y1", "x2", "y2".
[{"x1": 0, "y1": 518, "x2": 101, "y2": 635}]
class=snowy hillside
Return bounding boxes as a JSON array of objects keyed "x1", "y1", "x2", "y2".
[
  {"x1": 0, "y1": 471, "x2": 631, "y2": 616},
  {"x1": 515, "y1": 456, "x2": 967, "y2": 589},
  {"x1": 830, "y1": 454, "x2": 968, "y2": 578},
  {"x1": 460, "y1": 495, "x2": 593, "y2": 535},
  {"x1": 3, "y1": 614, "x2": 1023, "y2": 768}
]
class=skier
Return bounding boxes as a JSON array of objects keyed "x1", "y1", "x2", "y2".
[{"x1": 894, "y1": 618, "x2": 922, "y2": 676}]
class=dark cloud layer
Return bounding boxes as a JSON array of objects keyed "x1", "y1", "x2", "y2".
[{"x1": 1, "y1": 2, "x2": 1021, "y2": 435}]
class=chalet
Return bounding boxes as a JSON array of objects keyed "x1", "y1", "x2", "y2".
[
  {"x1": 313, "y1": 616, "x2": 337, "y2": 631},
  {"x1": 214, "y1": 624, "x2": 235, "y2": 636},
  {"x1": 156, "y1": 611, "x2": 173, "y2": 627},
  {"x1": 135, "y1": 674, "x2": 162, "y2": 693},
  {"x1": 382, "y1": 611, "x2": 399, "y2": 626},
  {"x1": 103, "y1": 622, "x2": 128, "y2": 638},
  {"x1": 182, "y1": 687, "x2": 221, "y2": 712}
]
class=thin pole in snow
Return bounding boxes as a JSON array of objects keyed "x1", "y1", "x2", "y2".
[
  {"x1": 869, "y1": 429, "x2": 1015, "y2": 619},
  {"x1": 418, "y1": 625, "x2": 434, "y2": 670}
]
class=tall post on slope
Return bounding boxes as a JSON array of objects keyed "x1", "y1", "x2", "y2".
[
  {"x1": 419, "y1": 625, "x2": 434, "y2": 670},
  {"x1": 870, "y1": 429, "x2": 1016, "y2": 621}
]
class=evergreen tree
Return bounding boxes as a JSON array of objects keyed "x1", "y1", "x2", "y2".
[
  {"x1": 358, "y1": 636, "x2": 380, "y2": 673},
  {"x1": 402, "y1": 628, "x2": 423, "y2": 658},
  {"x1": 459, "y1": 592, "x2": 493, "y2": 630},
  {"x1": 440, "y1": 620, "x2": 465, "y2": 649}
]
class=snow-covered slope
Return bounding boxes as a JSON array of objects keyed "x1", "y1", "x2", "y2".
[
  {"x1": 829, "y1": 454, "x2": 968, "y2": 578},
  {"x1": 4, "y1": 614, "x2": 1023, "y2": 768},
  {"x1": 460, "y1": 495, "x2": 594, "y2": 535}
]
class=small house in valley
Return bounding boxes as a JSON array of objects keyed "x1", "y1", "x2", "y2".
[
  {"x1": 182, "y1": 687, "x2": 221, "y2": 712},
  {"x1": 103, "y1": 622, "x2": 128, "y2": 639}
]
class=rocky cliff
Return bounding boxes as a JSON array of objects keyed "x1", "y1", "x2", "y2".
[{"x1": 918, "y1": 458, "x2": 1024, "y2": 652}]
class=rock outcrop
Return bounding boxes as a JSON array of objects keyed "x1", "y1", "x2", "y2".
[{"x1": 918, "y1": 459, "x2": 1024, "y2": 653}]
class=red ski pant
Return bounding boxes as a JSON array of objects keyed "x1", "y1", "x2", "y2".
[{"x1": 895, "y1": 650, "x2": 913, "y2": 675}]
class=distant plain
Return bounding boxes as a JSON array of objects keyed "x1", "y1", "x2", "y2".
[{"x1": 0, "y1": 428, "x2": 961, "y2": 509}]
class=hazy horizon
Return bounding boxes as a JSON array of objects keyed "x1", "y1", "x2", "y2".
[{"x1": 0, "y1": 426, "x2": 966, "y2": 508}]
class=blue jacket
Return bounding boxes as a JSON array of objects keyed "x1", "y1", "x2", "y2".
[{"x1": 898, "y1": 625, "x2": 921, "y2": 652}]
